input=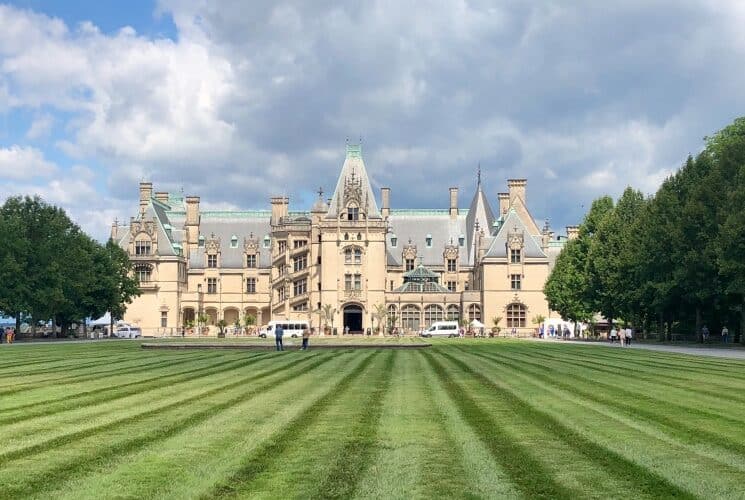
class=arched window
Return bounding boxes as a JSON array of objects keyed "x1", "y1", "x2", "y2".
[
  {"x1": 344, "y1": 248, "x2": 352, "y2": 263},
  {"x1": 424, "y1": 305, "x2": 444, "y2": 327},
  {"x1": 507, "y1": 303, "x2": 526, "y2": 328},
  {"x1": 354, "y1": 248, "x2": 362, "y2": 263},
  {"x1": 467, "y1": 304, "x2": 481, "y2": 322},
  {"x1": 401, "y1": 305, "x2": 420, "y2": 332},
  {"x1": 387, "y1": 304, "x2": 398, "y2": 317},
  {"x1": 446, "y1": 305, "x2": 460, "y2": 321}
]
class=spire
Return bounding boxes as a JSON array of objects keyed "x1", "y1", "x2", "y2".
[
  {"x1": 466, "y1": 167, "x2": 496, "y2": 264},
  {"x1": 325, "y1": 143, "x2": 381, "y2": 219}
]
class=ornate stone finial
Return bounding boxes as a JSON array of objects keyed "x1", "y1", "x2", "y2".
[
  {"x1": 477, "y1": 163, "x2": 481, "y2": 186},
  {"x1": 475, "y1": 220, "x2": 480, "y2": 232},
  {"x1": 317, "y1": 187, "x2": 324, "y2": 198}
]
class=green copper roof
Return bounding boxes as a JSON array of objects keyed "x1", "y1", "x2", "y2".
[
  {"x1": 403, "y1": 264, "x2": 440, "y2": 280},
  {"x1": 346, "y1": 143, "x2": 362, "y2": 158}
]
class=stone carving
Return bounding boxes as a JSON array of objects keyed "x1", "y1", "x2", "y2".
[
  {"x1": 402, "y1": 238, "x2": 417, "y2": 260},
  {"x1": 205, "y1": 232, "x2": 221, "y2": 253}
]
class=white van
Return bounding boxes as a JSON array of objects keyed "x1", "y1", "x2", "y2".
[
  {"x1": 114, "y1": 325, "x2": 142, "y2": 339},
  {"x1": 259, "y1": 320, "x2": 310, "y2": 339},
  {"x1": 420, "y1": 321, "x2": 459, "y2": 338}
]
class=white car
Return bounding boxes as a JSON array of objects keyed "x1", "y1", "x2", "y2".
[
  {"x1": 420, "y1": 321, "x2": 459, "y2": 338},
  {"x1": 114, "y1": 326, "x2": 142, "y2": 338}
]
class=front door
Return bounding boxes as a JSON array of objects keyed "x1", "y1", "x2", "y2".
[{"x1": 343, "y1": 305, "x2": 363, "y2": 333}]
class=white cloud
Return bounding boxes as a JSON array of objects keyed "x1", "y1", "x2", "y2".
[
  {"x1": 26, "y1": 113, "x2": 54, "y2": 139},
  {"x1": 0, "y1": 145, "x2": 57, "y2": 179}
]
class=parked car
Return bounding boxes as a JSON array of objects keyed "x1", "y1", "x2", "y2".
[
  {"x1": 419, "y1": 321, "x2": 459, "y2": 338},
  {"x1": 114, "y1": 325, "x2": 142, "y2": 338}
]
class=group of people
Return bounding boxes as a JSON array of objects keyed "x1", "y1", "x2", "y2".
[
  {"x1": 274, "y1": 324, "x2": 314, "y2": 351},
  {"x1": 1, "y1": 327, "x2": 16, "y2": 344},
  {"x1": 702, "y1": 325, "x2": 732, "y2": 343},
  {"x1": 609, "y1": 326, "x2": 633, "y2": 346},
  {"x1": 538, "y1": 324, "x2": 572, "y2": 339}
]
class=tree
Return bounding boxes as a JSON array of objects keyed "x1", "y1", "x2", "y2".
[
  {"x1": 372, "y1": 303, "x2": 387, "y2": 335},
  {"x1": 544, "y1": 239, "x2": 593, "y2": 326},
  {"x1": 102, "y1": 239, "x2": 141, "y2": 334}
]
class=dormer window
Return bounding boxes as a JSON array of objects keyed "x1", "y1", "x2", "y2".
[
  {"x1": 230, "y1": 235, "x2": 238, "y2": 248},
  {"x1": 391, "y1": 235, "x2": 398, "y2": 248},
  {"x1": 207, "y1": 254, "x2": 218, "y2": 268},
  {"x1": 263, "y1": 235, "x2": 270, "y2": 248},
  {"x1": 198, "y1": 235, "x2": 205, "y2": 248},
  {"x1": 426, "y1": 234, "x2": 432, "y2": 248},
  {"x1": 135, "y1": 239, "x2": 151, "y2": 256},
  {"x1": 347, "y1": 206, "x2": 359, "y2": 221},
  {"x1": 458, "y1": 235, "x2": 465, "y2": 247},
  {"x1": 510, "y1": 248, "x2": 521, "y2": 263}
]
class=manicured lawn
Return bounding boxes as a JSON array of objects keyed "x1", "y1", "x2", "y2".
[{"x1": 1, "y1": 339, "x2": 743, "y2": 499}]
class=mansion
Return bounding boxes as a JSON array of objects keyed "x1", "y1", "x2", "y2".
[{"x1": 114, "y1": 144, "x2": 574, "y2": 335}]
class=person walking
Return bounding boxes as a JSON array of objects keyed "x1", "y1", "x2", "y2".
[
  {"x1": 609, "y1": 326, "x2": 617, "y2": 344},
  {"x1": 701, "y1": 325, "x2": 710, "y2": 343},
  {"x1": 302, "y1": 326, "x2": 312, "y2": 350},
  {"x1": 275, "y1": 324, "x2": 284, "y2": 351},
  {"x1": 722, "y1": 325, "x2": 729, "y2": 344},
  {"x1": 626, "y1": 327, "x2": 633, "y2": 346},
  {"x1": 619, "y1": 327, "x2": 626, "y2": 347}
]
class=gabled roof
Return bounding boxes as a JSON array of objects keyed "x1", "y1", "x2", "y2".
[
  {"x1": 325, "y1": 144, "x2": 381, "y2": 219},
  {"x1": 484, "y1": 208, "x2": 546, "y2": 259}
]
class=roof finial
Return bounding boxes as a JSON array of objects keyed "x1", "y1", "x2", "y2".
[
  {"x1": 477, "y1": 163, "x2": 481, "y2": 186},
  {"x1": 317, "y1": 186, "x2": 324, "y2": 198}
]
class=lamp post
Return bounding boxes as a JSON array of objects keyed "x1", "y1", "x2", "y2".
[{"x1": 197, "y1": 283, "x2": 203, "y2": 337}]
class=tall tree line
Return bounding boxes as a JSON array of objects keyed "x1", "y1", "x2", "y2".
[
  {"x1": 545, "y1": 117, "x2": 745, "y2": 342},
  {"x1": 0, "y1": 196, "x2": 140, "y2": 337}
]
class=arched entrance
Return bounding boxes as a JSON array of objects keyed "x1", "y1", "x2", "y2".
[{"x1": 343, "y1": 304, "x2": 363, "y2": 334}]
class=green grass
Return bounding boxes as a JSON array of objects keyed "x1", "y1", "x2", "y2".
[{"x1": 1, "y1": 340, "x2": 744, "y2": 499}]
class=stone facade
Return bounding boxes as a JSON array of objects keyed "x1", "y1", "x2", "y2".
[{"x1": 115, "y1": 144, "x2": 570, "y2": 335}]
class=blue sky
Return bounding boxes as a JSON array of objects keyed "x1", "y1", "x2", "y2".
[{"x1": 1, "y1": 1, "x2": 745, "y2": 241}]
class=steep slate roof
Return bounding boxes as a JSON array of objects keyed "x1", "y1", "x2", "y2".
[
  {"x1": 325, "y1": 144, "x2": 381, "y2": 219},
  {"x1": 484, "y1": 208, "x2": 547, "y2": 259},
  {"x1": 465, "y1": 179, "x2": 496, "y2": 263},
  {"x1": 188, "y1": 213, "x2": 272, "y2": 269},
  {"x1": 386, "y1": 211, "x2": 470, "y2": 267}
]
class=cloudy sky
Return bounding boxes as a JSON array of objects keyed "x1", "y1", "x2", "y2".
[{"x1": 1, "y1": 1, "x2": 744, "y2": 240}]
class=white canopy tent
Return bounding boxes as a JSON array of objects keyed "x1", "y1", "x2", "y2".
[{"x1": 469, "y1": 319, "x2": 485, "y2": 329}]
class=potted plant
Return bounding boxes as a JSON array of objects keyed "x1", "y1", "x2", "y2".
[
  {"x1": 216, "y1": 319, "x2": 227, "y2": 338},
  {"x1": 491, "y1": 316, "x2": 502, "y2": 337},
  {"x1": 532, "y1": 314, "x2": 546, "y2": 338}
]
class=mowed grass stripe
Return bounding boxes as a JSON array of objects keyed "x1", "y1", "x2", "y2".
[
  {"x1": 0, "y1": 352, "x2": 273, "y2": 425},
  {"x1": 0, "y1": 352, "x2": 320, "y2": 461},
  {"x1": 530, "y1": 347, "x2": 745, "y2": 401},
  {"x1": 461, "y1": 348, "x2": 745, "y2": 484},
  {"x1": 485, "y1": 347, "x2": 745, "y2": 445},
  {"x1": 204, "y1": 350, "x2": 383, "y2": 499},
  {"x1": 353, "y1": 351, "x2": 475, "y2": 498},
  {"x1": 0, "y1": 351, "x2": 141, "y2": 375},
  {"x1": 308, "y1": 351, "x2": 396, "y2": 499},
  {"x1": 547, "y1": 343, "x2": 745, "y2": 380},
  {"x1": 46, "y1": 351, "x2": 362, "y2": 499},
  {"x1": 535, "y1": 343, "x2": 745, "y2": 389},
  {"x1": 422, "y1": 350, "x2": 578, "y2": 499},
  {"x1": 434, "y1": 349, "x2": 698, "y2": 499},
  {"x1": 521, "y1": 347, "x2": 745, "y2": 414},
  {"x1": 0, "y1": 351, "x2": 222, "y2": 410},
  {"x1": 0, "y1": 353, "x2": 205, "y2": 396},
  {"x1": 0, "y1": 352, "x2": 340, "y2": 498}
]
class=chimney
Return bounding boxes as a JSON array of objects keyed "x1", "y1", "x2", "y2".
[
  {"x1": 381, "y1": 187, "x2": 390, "y2": 219},
  {"x1": 566, "y1": 226, "x2": 579, "y2": 240},
  {"x1": 271, "y1": 196, "x2": 289, "y2": 225},
  {"x1": 155, "y1": 191, "x2": 169, "y2": 204},
  {"x1": 110, "y1": 219, "x2": 118, "y2": 241},
  {"x1": 185, "y1": 196, "x2": 200, "y2": 247},
  {"x1": 449, "y1": 187, "x2": 458, "y2": 218},
  {"x1": 507, "y1": 179, "x2": 527, "y2": 206},
  {"x1": 139, "y1": 182, "x2": 153, "y2": 215},
  {"x1": 497, "y1": 192, "x2": 510, "y2": 216}
]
